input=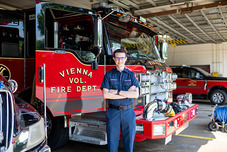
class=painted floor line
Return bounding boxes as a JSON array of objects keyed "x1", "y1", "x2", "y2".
[
  {"x1": 199, "y1": 109, "x2": 212, "y2": 111},
  {"x1": 177, "y1": 134, "x2": 215, "y2": 140}
]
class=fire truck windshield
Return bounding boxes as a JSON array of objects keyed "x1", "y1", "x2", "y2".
[{"x1": 105, "y1": 19, "x2": 160, "y2": 61}]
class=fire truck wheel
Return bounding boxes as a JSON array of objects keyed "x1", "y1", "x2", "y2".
[
  {"x1": 47, "y1": 114, "x2": 69, "y2": 149},
  {"x1": 210, "y1": 89, "x2": 227, "y2": 105},
  {"x1": 208, "y1": 121, "x2": 219, "y2": 131}
]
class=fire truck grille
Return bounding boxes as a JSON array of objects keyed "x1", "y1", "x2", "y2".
[{"x1": 0, "y1": 92, "x2": 13, "y2": 151}]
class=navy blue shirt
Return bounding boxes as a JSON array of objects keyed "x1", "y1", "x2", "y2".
[{"x1": 101, "y1": 67, "x2": 140, "y2": 106}]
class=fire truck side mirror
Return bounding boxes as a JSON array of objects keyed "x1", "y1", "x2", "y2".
[
  {"x1": 159, "y1": 40, "x2": 168, "y2": 60},
  {"x1": 94, "y1": 17, "x2": 103, "y2": 50},
  {"x1": 93, "y1": 17, "x2": 103, "y2": 70}
]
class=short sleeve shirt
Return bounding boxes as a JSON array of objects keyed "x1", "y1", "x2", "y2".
[{"x1": 101, "y1": 67, "x2": 140, "y2": 106}]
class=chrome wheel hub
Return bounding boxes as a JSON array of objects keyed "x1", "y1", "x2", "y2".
[{"x1": 213, "y1": 93, "x2": 224, "y2": 103}]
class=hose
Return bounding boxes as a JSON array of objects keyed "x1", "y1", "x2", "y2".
[
  {"x1": 143, "y1": 99, "x2": 175, "y2": 120},
  {"x1": 214, "y1": 106, "x2": 227, "y2": 123}
]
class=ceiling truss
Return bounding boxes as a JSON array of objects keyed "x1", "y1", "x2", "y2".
[
  {"x1": 1, "y1": 0, "x2": 227, "y2": 45},
  {"x1": 109, "y1": 0, "x2": 227, "y2": 45}
]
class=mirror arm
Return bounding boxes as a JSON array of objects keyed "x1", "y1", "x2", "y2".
[
  {"x1": 102, "y1": 9, "x2": 115, "y2": 20},
  {"x1": 92, "y1": 58, "x2": 98, "y2": 70}
]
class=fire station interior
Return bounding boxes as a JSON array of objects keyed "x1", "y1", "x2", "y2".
[{"x1": 1, "y1": 0, "x2": 227, "y2": 152}]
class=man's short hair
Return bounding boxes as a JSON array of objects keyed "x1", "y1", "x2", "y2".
[{"x1": 113, "y1": 49, "x2": 127, "y2": 57}]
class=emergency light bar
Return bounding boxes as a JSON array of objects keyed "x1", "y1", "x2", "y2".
[{"x1": 92, "y1": 2, "x2": 158, "y2": 33}]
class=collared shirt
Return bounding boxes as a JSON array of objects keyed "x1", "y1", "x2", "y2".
[{"x1": 101, "y1": 67, "x2": 140, "y2": 106}]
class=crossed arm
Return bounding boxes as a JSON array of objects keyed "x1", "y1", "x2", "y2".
[{"x1": 103, "y1": 85, "x2": 139, "y2": 99}]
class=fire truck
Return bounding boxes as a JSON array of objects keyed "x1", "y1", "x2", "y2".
[{"x1": 0, "y1": 1, "x2": 198, "y2": 150}]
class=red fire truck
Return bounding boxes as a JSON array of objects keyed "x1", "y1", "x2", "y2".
[{"x1": 0, "y1": 1, "x2": 198, "y2": 149}]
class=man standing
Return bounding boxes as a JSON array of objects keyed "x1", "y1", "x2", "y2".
[{"x1": 101, "y1": 49, "x2": 140, "y2": 152}]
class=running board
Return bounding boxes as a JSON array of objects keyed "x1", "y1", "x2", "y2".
[{"x1": 69, "y1": 113, "x2": 107, "y2": 145}]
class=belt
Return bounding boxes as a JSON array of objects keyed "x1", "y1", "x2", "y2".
[{"x1": 109, "y1": 104, "x2": 133, "y2": 111}]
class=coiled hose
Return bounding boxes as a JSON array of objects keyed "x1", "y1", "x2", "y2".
[{"x1": 214, "y1": 106, "x2": 227, "y2": 123}]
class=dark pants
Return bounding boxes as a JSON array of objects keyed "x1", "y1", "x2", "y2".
[{"x1": 106, "y1": 107, "x2": 136, "y2": 152}]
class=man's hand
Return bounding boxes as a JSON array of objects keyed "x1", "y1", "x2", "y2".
[
  {"x1": 103, "y1": 88, "x2": 125, "y2": 99},
  {"x1": 109, "y1": 89, "x2": 117, "y2": 94},
  {"x1": 128, "y1": 85, "x2": 136, "y2": 91}
]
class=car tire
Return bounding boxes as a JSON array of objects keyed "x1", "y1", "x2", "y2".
[
  {"x1": 210, "y1": 89, "x2": 227, "y2": 105},
  {"x1": 208, "y1": 121, "x2": 219, "y2": 131}
]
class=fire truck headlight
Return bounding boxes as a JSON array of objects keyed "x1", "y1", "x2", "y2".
[
  {"x1": 136, "y1": 124, "x2": 144, "y2": 134},
  {"x1": 26, "y1": 118, "x2": 46, "y2": 150},
  {"x1": 153, "y1": 124, "x2": 165, "y2": 136}
]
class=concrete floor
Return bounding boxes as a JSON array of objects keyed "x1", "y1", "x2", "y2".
[{"x1": 53, "y1": 100, "x2": 227, "y2": 152}]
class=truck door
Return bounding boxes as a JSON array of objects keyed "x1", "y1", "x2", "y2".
[
  {"x1": 175, "y1": 68, "x2": 205, "y2": 95},
  {"x1": 35, "y1": 2, "x2": 105, "y2": 116},
  {"x1": 186, "y1": 68, "x2": 206, "y2": 95}
]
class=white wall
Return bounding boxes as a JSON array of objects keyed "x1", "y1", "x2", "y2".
[{"x1": 166, "y1": 42, "x2": 227, "y2": 77}]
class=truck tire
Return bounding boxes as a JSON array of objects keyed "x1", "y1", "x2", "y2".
[
  {"x1": 47, "y1": 114, "x2": 69, "y2": 150},
  {"x1": 210, "y1": 89, "x2": 227, "y2": 105},
  {"x1": 208, "y1": 121, "x2": 219, "y2": 131}
]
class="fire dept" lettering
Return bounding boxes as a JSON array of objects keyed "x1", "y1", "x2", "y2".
[{"x1": 50, "y1": 85, "x2": 97, "y2": 93}]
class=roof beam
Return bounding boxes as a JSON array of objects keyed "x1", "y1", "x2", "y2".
[
  {"x1": 170, "y1": 0, "x2": 175, "y2": 4},
  {"x1": 136, "y1": 1, "x2": 227, "y2": 18},
  {"x1": 121, "y1": 0, "x2": 140, "y2": 9},
  {"x1": 168, "y1": 15, "x2": 206, "y2": 43},
  {"x1": 108, "y1": 0, "x2": 130, "y2": 10},
  {"x1": 184, "y1": 14, "x2": 216, "y2": 43},
  {"x1": 147, "y1": 18, "x2": 183, "y2": 40},
  {"x1": 200, "y1": 10, "x2": 225, "y2": 41},
  {"x1": 146, "y1": 0, "x2": 156, "y2": 7},
  {"x1": 0, "y1": 2, "x2": 22, "y2": 10},
  {"x1": 218, "y1": 6, "x2": 227, "y2": 27},
  {"x1": 152, "y1": 17, "x2": 196, "y2": 43}
]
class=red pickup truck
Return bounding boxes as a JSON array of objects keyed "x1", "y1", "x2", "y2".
[{"x1": 172, "y1": 66, "x2": 227, "y2": 105}]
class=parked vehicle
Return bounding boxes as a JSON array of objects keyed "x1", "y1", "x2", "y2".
[
  {"x1": 0, "y1": 75, "x2": 50, "y2": 152},
  {"x1": 0, "y1": 1, "x2": 198, "y2": 149},
  {"x1": 172, "y1": 65, "x2": 227, "y2": 105}
]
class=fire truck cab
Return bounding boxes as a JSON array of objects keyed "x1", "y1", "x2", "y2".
[{"x1": 0, "y1": 1, "x2": 198, "y2": 150}]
